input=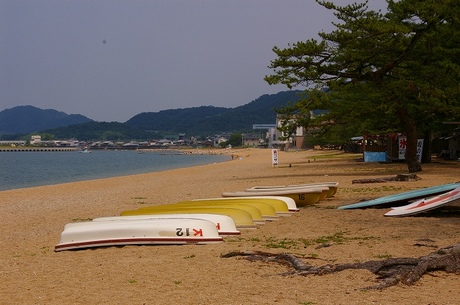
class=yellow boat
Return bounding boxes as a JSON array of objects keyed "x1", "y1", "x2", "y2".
[
  {"x1": 176, "y1": 200, "x2": 279, "y2": 221},
  {"x1": 190, "y1": 197, "x2": 292, "y2": 216},
  {"x1": 222, "y1": 188, "x2": 323, "y2": 207},
  {"x1": 122, "y1": 205, "x2": 263, "y2": 228},
  {"x1": 121, "y1": 207, "x2": 257, "y2": 230}
]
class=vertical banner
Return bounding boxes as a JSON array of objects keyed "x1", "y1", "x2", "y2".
[
  {"x1": 398, "y1": 137, "x2": 407, "y2": 160},
  {"x1": 271, "y1": 149, "x2": 278, "y2": 167},
  {"x1": 416, "y1": 139, "x2": 424, "y2": 163},
  {"x1": 398, "y1": 137, "x2": 423, "y2": 162}
]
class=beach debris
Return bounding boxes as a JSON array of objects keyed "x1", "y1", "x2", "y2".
[{"x1": 222, "y1": 243, "x2": 460, "y2": 289}]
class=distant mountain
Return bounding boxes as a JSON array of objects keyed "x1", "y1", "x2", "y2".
[
  {"x1": 0, "y1": 91, "x2": 303, "y2": 140},
  {"x1": 126, "y1": 90, "x2": 302, "y2": 135},
  {"x1": 0, "y1": 105, "x2": 92, "y2": 135},
  {"x1": 126, "y1": 106, "x2": 228, "y2": 133}
]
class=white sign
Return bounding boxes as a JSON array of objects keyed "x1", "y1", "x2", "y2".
[
  {"x1": 271, "y1": 149, "x2": 279, "y2": 166},
  {"x1": 398, "y1": 137, "x2": 423, "y2": 162}
]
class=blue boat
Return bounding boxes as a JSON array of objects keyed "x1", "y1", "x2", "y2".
[{"x1": 337, "y1": 182, "x2": 460, "y2": 210}]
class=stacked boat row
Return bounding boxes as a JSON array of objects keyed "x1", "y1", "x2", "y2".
[{"x1": 55, "y1": 182, "x2": 339, "y2": 252}]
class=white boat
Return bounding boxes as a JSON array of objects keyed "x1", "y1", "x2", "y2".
[
  {"x1": 93, "y1": 214, "x2": 240, "y2": 236},
  {"x1": 248, "y1": 182, "x2": 339, "y2": 198},
  {"x1": 55, "y1": 218, "x2": 222, "y2": 251},
  {"x1": 244, "y1": 185, "x2": 330, "y2": 201},
  {"x1": 384, "y1": 187, "x2": 460, "y2": 217}
]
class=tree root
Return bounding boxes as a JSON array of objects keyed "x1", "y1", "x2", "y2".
[{"x1": 221, "y1": 243, "x2": 460, "y2": 289}]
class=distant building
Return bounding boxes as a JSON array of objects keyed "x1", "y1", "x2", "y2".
[
  {"x1": 242, "y1": 134, "x2": 261, "y2": 147},
  {"x1": 30, "y1": 135, "x2": 41, "y2": 145},
  {"x1": 213, "y1": 136, "x2": 228, "y2": 147},
  {"x1": 268, "y1": 115, "x2": 307, "y2": 150}
]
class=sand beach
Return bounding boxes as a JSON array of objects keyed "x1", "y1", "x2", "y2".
[{"x1": 1, "y1": 148, "x2": 459, "y2": 305}]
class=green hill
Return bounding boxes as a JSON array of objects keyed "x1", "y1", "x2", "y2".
[
  {"x1": 126, "y1": 90, "x2": 302, "y2": 135},
  {"x1": 1, "y1": 90, "x2": 302, "y2": 141}
]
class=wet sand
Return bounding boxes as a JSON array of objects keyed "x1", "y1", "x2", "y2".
[{"x1": 1, "y1": 148, "x2": 459, "y2": 305}]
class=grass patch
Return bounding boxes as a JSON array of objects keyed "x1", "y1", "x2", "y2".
[
  {"x1": 305, "y1": 152, "x2": 359, "y2": 160},
  {"x1": 40, "y1": 246, "x2": 50, "y2": 254},
  {"x1": 265, "y1": 237, "x2": 300, "y2": 249},
  {"x1": 71, "y1": 217, "x2": 93, "y2": 222},
  {"x1": 225, "y1": 232, "x2": 378, "y2": 251}
]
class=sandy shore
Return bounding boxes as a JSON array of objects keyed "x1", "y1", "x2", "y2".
[{"x1": 1, "y1": 148, "x2": 459, "y2": 305}]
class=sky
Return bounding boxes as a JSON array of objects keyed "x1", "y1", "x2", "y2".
[{"x1": 1, "y1": 0, "x2": 386, "y2": 122}]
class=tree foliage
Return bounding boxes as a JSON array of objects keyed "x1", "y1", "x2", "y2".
[{"x1": 265, "y1": 0, "x2": 460, "y2": 172}]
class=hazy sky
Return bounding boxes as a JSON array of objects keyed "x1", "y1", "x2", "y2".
[{"x1": 1, "y1": 0, "x2": 385, "y2": 122}]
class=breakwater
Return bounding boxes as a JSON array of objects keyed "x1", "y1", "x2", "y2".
[{"x1": 0, "y1": 147, "x2": 78, "y2": 152}]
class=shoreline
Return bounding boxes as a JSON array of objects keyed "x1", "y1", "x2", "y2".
[{"x1": 1, "y1": 148, "x2": 459, "y2": 304}]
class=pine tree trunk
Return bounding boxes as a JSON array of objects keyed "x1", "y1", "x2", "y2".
[
  {"x1": 396, "y1": 105, "x2": 422, "y2": 172},
  {"x1": 421, "y1": 131, "x2": 432, "y2": 163}
]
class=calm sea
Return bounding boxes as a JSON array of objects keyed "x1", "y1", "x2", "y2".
[{"x1": 0, "y1": 150, "x2": 228, "y2": 191}]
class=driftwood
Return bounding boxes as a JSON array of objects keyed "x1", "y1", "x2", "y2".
[
  {"x1": 352, "y1": 173, "x2": 421, "y2": 184},
  {"x1": 222, "y1": 243, "x2": 460, "y2": 290}
]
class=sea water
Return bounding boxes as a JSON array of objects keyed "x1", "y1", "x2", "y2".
[{"x1": 0, "y1": 150, "x2": 228, "y2": 191}]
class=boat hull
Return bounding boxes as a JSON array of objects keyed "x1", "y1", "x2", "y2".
[
  {"x1": 176, "y1": 200, "x2": 279, "y2": 221},
  {"x1": 55, "y1": 218, "x2": 222, "y2": 252},
  {"x1": 132, "y1": 204, "x2": 265, "y2": 224},
  {"x1": 201, "y1": 196, "x2": 298, "y2": 212},
  {"x1": 384, "y1": 187, "x2": 460, "y2": 217},
  {"x1": 249, "y1": 182, "x2": 339, "y2": 198},
  {"x1": 222, "y1": 188, "x2": 323, "y2": 206},
  {"x1": 244, "y1": 186, "x2": 329, "y2": 201},
  {"x1": 338, "y1": 182, "x2": 460, "y2": 210},
  {"x1": 120, "y1": 206, "x2": 257, "y2": 229},
  {"x1": 191, "y1": 197, "x2": 294, "y2": 215},
  {"x1": 93, "y1": 214, "x2": 240, "y2": 236}
]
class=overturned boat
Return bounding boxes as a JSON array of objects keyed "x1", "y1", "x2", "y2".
[
  {"x1": 55, "y1": 218, "x2": 222, "y2": 252},
  {"x1": 121, "y1": 206, "x2": 258, "y2": 230},
  {"x1": 222, "y1": 187, "x2": 324, "y2": 207},
  {"x1": 93, "y1": 214, "x2": 240, "y2": 236},
  {"x1": 190, "y1": 196, "x2": 296, "y2": 215},
  {"x1": 248, "y1": 182, "x2": 339, "y2": 198}
]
